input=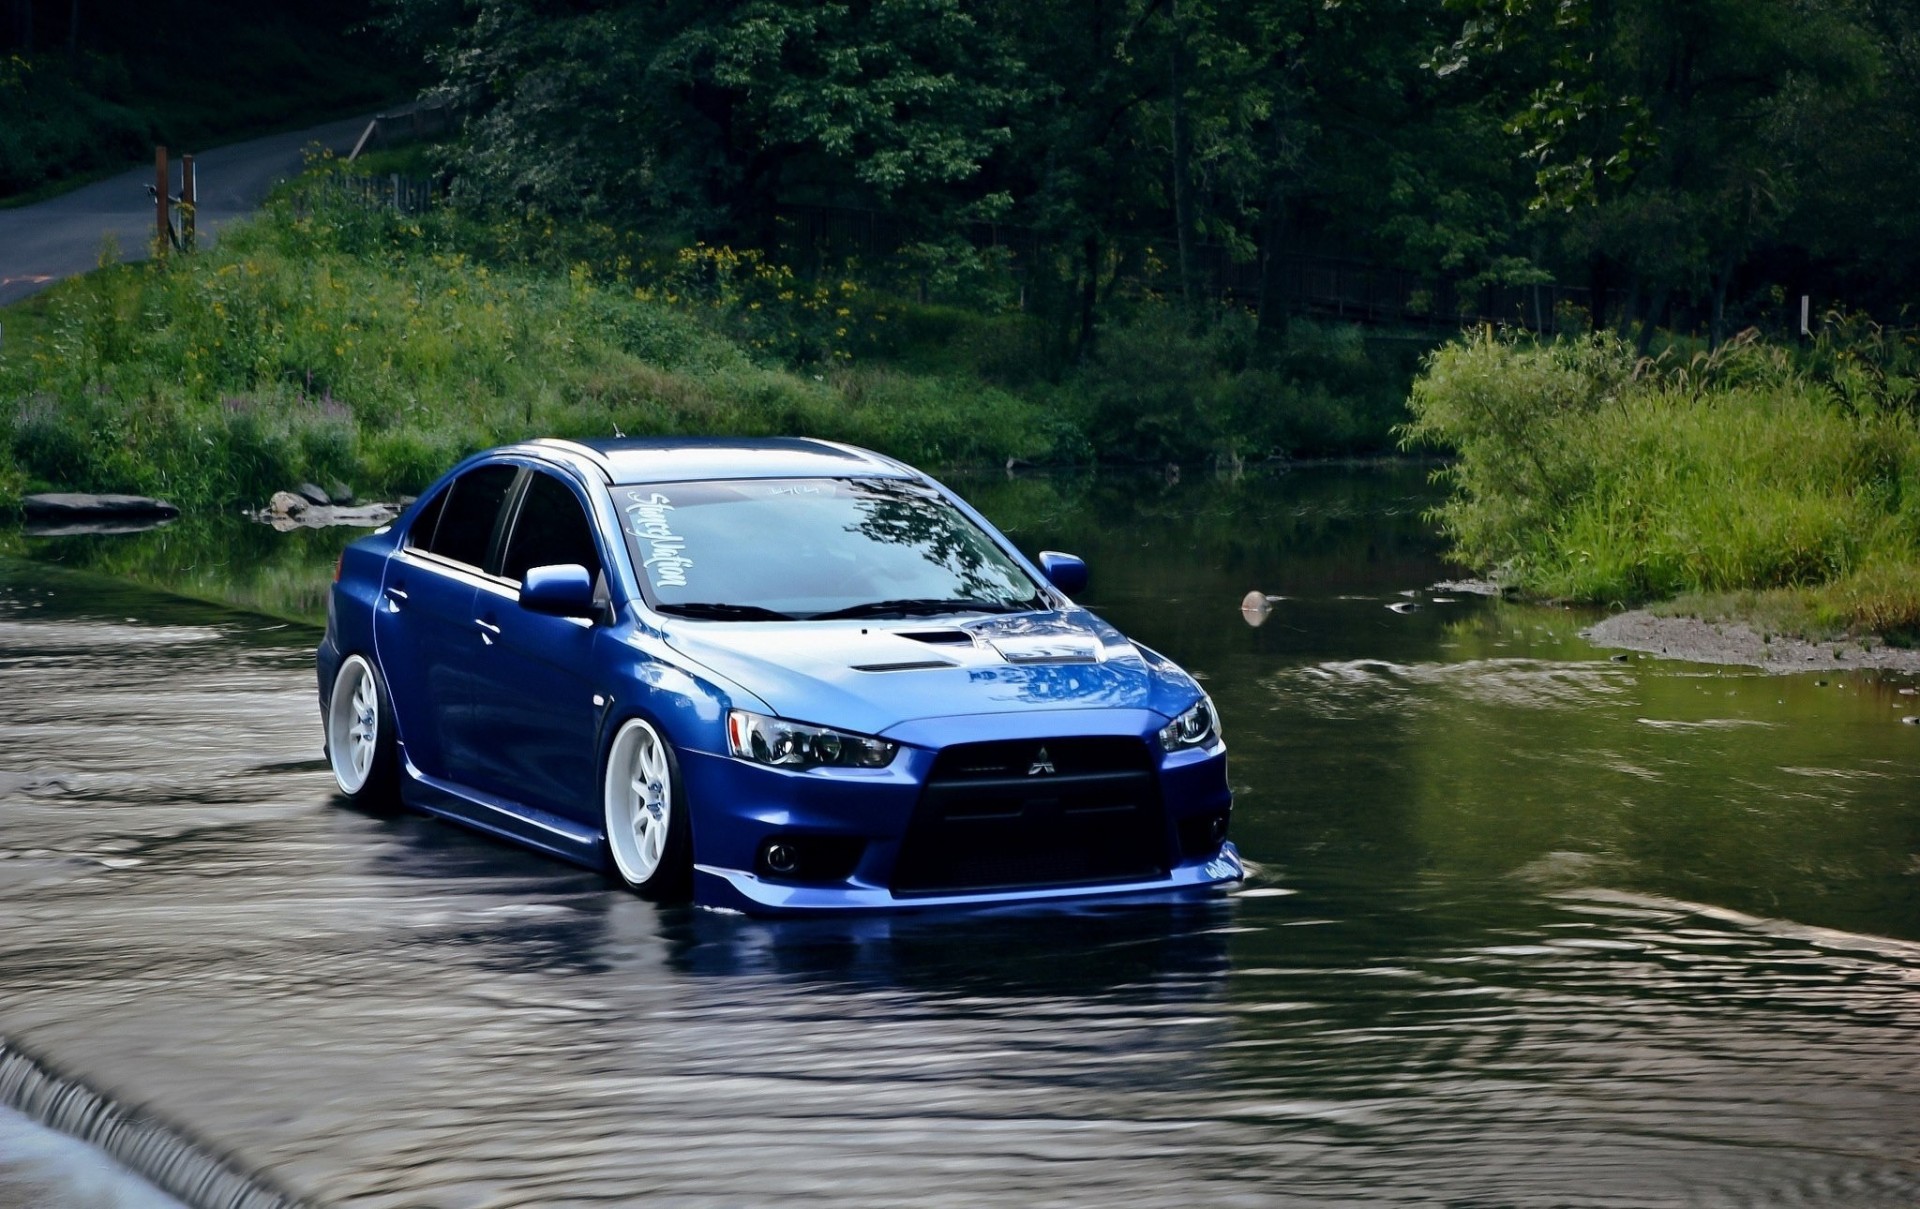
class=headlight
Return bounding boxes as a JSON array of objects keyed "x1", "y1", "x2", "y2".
[
  {"x1": 727, "y1": 709, "x2": 899, "y2": 769},
  {"x1": 1158, "y1": 697, "x2": 1220, "y2": 751}
]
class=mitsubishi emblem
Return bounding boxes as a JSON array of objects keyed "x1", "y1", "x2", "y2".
[{"x1": 1027, "y1": 747, "x2": 1057, "y2": 776}]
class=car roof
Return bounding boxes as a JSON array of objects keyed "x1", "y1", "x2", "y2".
[{"x1": 515, "y1": 437, "x2": 918, "y2": 486}]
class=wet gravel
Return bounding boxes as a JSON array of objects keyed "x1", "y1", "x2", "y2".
[{"x1": 1585, "y1": 610, "x2": 1920, "y2": 674}]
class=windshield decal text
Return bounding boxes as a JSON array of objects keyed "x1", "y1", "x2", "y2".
[{"x1": 625, "y1": 492, "x2": 693, "y2": 587}]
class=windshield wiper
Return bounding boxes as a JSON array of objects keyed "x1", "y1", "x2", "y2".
[
  {"x1": 808, "y1": 597, "x2": 1036, "y2": 621},
  {"x1": 656, "y1": 602, "x2": 796, "y2": 621}
]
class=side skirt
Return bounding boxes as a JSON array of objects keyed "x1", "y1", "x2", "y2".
[{"x1": 400, "y1": 755, "x2": 606, "y2": 871}]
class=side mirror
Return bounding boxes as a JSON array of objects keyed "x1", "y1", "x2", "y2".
[
  {"x1": 1037, "y1": 551, "x2": 1088, "y2": 595},
  {"x1": 521, "y1": 563, "x2": 598, "y2": 618}
]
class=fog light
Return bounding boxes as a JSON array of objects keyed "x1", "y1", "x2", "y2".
[
  {"x1": 762, "y1": 841, "x2": 800, "y2": 875},
  {"x1": 1178, "y1": 810, "x2": 1232, "y2": 857}
]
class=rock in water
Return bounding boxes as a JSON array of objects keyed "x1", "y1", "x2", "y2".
[
  {"x1": 266, "y1": 491, "x2": 310, "y2": 518},
  {"x1": 22, "y1": 493, "x2": 180, "y2": 519},
  {"x1": 295, "y1": 482, "x2": 332, "y2": 506},
  {"x1": 1240, "y1": 590, "x2": 1273, "y2": 627}
]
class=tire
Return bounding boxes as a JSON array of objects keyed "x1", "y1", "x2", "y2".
[
  {"x1": 326, "y1": 653, "x2": 400, "y2": 809},
  {"x1": 602, "y1": 717, "x2": 692, "y2": 899}
]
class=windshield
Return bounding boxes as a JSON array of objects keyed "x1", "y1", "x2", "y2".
[{"x1": 615, "y1": 478, "x2": 1045, "y2": 620}]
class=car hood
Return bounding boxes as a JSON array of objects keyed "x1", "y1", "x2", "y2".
[{"x1": 660, "y1": 609, "x2": 1195, "y2": 736}]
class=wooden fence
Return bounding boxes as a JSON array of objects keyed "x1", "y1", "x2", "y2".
[{"x1": 303, "y1": 173, "x2": 440, "y2": 217}]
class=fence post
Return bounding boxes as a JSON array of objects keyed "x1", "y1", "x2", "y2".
[
  {"x1": 154, "y1": 146, "x2": 169, "y2": 256},
  {"x1": 180, "y1": 154, "x2": 196, "y2": 253}
]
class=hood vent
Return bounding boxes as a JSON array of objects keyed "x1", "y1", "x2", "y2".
[
  {"x1": 852, "y1": 659, "x2": 959, "y2": 672},
  {"x1": 898, "y1": 630, "x2": 975, "y2": 646}
]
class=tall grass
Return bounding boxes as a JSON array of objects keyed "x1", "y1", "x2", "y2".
[
  {"x1": 0, "y1": 187, "x2": 1057, "y2": 510},
  {"x1": 1402, "y1": 328, "x2": 1920, "y2": 632},
  {"x1": 2, "y1": 163, "x2": 1427, "y2": 516}
]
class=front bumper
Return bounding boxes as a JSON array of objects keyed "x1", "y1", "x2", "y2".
[
  {"x1": 677, "y1": 709, "x2": 1240, "y2": 915},
  {"x1": 695, "y1": 843, "x2": 1245, "y2": 914}
]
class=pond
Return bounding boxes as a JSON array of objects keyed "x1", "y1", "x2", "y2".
[{"x1": 1, "y1": 464, "x2": 1917, "y2": 1206}]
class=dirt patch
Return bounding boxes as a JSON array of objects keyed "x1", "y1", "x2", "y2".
[{"x1": 1582, "y1": 610, "x2": 1920, "y2": 674}]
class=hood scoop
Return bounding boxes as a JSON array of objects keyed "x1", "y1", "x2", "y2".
[
  {"x1": 986, "y1": 638, "x2": 1100, "y2": 664},
  {"x1": 965, "y1": 615, "x2": 1103, "y2": 665},
  {"x1": 898, "y1": 629, "x2": 975, "y2": 646}
]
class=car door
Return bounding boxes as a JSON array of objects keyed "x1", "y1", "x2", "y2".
[
  {"x1": 464, "y1": 466, "x2": 610, "y2": 822},
  {"x1": 373, "y1": 462, "x2": 518, "y2": 783}
]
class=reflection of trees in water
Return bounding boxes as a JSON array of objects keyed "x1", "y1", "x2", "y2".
[
  {"x1": 845, "y1": 481, "x2": 1028, "y2": 601},
  {"x1": 964, "y1": 663, "x2": 1150, "y2": 706}
]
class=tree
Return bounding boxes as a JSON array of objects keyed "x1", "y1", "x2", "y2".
[
  {"x1": 385, "y1": 0, "x2": 1025, "y2": 236},
  {"x1": 1438, "y1": 0, "x2": 1879, "y2": 344}
]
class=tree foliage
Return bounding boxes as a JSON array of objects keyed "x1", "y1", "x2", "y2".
[{"x1": 371, "y1": 0, "x2": 1920, "y2": 341}]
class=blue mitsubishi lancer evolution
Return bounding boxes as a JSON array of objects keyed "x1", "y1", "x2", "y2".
[{"x1": 317, "y1": 437, "x2": 1242, "y2": 914}]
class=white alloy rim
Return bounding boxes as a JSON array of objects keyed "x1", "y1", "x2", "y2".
[
  {"x1": 328, "y1": 655, "x2": 380, "y2": 794},
  {"x1": 605, "y1": 719, "x2": 672, "y2": 885}
]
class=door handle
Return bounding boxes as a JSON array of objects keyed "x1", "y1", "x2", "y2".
[
  {"x1": 383, "y1": 584, "x2": 409, "y2": 605},
  {"x1": 475, "y1": 618, "x2": 502, "y2": 636}
]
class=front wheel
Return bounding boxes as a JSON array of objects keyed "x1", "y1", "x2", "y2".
[
  {"x1": 603, "y1": 717, "x2": 691, "y2": 899},
  {"x1": 326, "y1": 653, "x2": 399, "y2": 808}
]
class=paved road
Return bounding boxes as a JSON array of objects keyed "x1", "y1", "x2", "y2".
[{"x1": 0, "y1": 115, "x2": 372, "y2": 308}]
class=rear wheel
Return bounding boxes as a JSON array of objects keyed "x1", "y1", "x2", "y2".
[
  {"x1": 326, "y1": 654, "x2": 399, "y2": 808},
  {"x1": 603, "y1": 718, "x2": 692, "y2": 899}
]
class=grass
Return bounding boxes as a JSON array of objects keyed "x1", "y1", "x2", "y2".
[
  {"x1": 0, "y1": 182, "x2": 1061, "y2": 513},
  {"x1": 0, "y1": 162, "x2": 1421, "y2": 518},
  {"x1": 1402, "y1": 327, "x2": 1920, "y2": 637}
]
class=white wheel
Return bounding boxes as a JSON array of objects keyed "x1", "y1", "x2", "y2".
[
  {"x1": 327, "y1": 654, "x2": 395, "y2": 804},
  {"x1": 603, "y1": 718, "x2": 689, "y2": 894}
]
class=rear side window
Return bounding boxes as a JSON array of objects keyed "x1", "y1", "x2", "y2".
[
  {"x1": 500, "y1": 470, "x2": 603, "y2": 584},
  {"x1": 421, "y1": 464, "x2": 519, "y2": 569},
  {"x1": 404, "y1": 488, "x2": 448, "y2": 551}
]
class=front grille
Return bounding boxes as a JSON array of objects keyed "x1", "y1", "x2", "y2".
[{"x1": 892, "y1": 737, "x2": 1168, "y2": 895}]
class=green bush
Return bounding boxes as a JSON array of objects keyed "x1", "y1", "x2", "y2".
[
  {"x1": 0, "y1": 54, "x2": 150, "y2": 197},
  {"x1": 1058, "y1": 311, "x2": 1420, "y2": 463},
  {"x1": 1402, "y1": 329, "x2": 1920, "y2": 624},
  {"x1": 0, "y1": 442, "x2": 24, "y2": 515}
]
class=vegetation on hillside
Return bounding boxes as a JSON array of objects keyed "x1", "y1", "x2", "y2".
[
  {"x1": 1401, "y1": 327, "x2": 1920, "y2": 635},
  {"x1": 0, "y1": 172, "x2": 1418, "y2": 515}
]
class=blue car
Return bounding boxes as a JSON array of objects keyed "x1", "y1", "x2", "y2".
[{"x1": 317, "y1": 438, "x2": 1242, "y2": 914}]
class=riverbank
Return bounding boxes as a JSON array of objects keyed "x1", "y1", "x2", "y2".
[
  {"x1": 1400, "y1": 328, "x2": 1920, "y2": 644},
  {"x1": 1583, "y1": 610, "x2": 1920, "y2": 675}
]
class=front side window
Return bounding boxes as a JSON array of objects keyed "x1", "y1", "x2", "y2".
[
  {"x1": 419, "y1": 464, "x2": 519, "y2": 569},
  {"x1": 501, "y1": 470, "x2": 603, "y2": 584},
  {"x1": 615, "y1": 477, "x2": 1042, "y2": 620}
]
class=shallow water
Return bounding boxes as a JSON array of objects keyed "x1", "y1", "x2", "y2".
[
  {"x1": 0, "y1": 1105, "x2": 186, "y2": 1209},
  {"x1": 1, "y1": 466, "x2": 1918, "y2": 1206}
]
